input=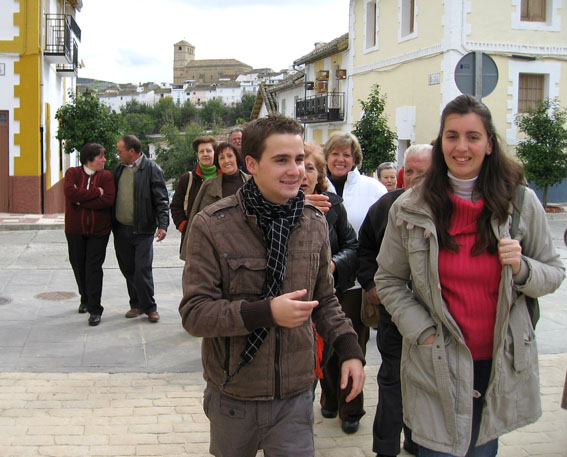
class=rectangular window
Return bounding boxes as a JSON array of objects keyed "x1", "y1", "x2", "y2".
[
  {"x1": 366, "y1": 1, "x2": 377, "y2": 49},
  {"x1": 521, "y1": 0, "x2": 546, "y2": 22},
  {"x1": 518, "y1": 73, "x2": 544, "y2": 113},
  {"x1": 401, "y1": 0, "x2": 415, "y2": 37}
]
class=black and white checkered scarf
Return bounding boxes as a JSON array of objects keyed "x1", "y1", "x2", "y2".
[{"x1": 222, "y1": 177, "x2": 304, "y2": 386}]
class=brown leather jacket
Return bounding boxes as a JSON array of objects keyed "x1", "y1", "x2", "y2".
[{"x1": 179, "y1": 190, "x2": 364, "y2": 401}]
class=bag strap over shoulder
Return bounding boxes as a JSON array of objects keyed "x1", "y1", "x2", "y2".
[
  {"x1": 509, "y1": 184, "x2": 540, "y2": 328},
  {"x1": 510, "y1": 185, "x2": 526, "y2": 238},
  {"x1": 183, "y1": 171, "x2": 194, "y2": 215}
]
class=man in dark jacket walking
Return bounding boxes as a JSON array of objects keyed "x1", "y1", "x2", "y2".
[
  {"x1": 358, "y1": 144, "x2": 432, "y2": 457},
  {"x1": 180, "y1": 114, "x2": 365, "y2": 457},
  {"x1": 113, "y1": 135, "x2": 169, "y2": 323}
]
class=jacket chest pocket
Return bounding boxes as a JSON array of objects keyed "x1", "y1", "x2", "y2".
[
  {"x1": 406, "y1": 235, "x2": 430, "y2": 292},
  {"x1": 226, "y1": 256, "x2": 267, "y2": 296},
  {"x1": 285, "y1": 252, "x2": 319, "y2": 293}
]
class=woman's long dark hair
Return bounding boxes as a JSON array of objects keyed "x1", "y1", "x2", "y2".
[{"x1": 422, "y1": 95, "x2": 525, "y2": 254}]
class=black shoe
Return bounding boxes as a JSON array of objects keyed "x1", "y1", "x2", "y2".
[
  {"x1": 403, "y1": 439, "x2": 418, "y2": 455},
  {"x1": 341, "y1": 420, "x2": 359, "y2": 434},
  {"x1": 78, "y1": 303, "x2": 88, "y2": 314},
  {"x1": 88, "y1": 314, "x2": 101, "y2": 326},
  {"x1": 321, "y1": 408, "x2": 338, "y2": 418}
]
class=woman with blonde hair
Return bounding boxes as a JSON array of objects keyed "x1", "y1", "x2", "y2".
[
  {"x1": 302, "y1": 142, "x2": 358, "y2": 400},
  {"x1": 320, "y1": 132, "x2": 387, "y2": 434}
]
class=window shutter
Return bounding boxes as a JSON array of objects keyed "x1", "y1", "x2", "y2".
[
  {"x1": 519, "y1": 73, "x2": 544, "y2": 113},
  {"x1": 521, "y1": 0, "x2": 546, "y2": 22}
]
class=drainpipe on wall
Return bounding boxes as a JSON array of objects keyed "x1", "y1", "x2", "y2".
[{"x1": 40, "y1": 126, "x2": 44, "y2": 214}]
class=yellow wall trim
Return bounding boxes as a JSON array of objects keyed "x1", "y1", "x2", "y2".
[{"x1": 13, "y1": 0, "x2": 42, "y2": 177}]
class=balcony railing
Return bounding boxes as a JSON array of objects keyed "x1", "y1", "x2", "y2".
[
  {"x1": 57, "y1": 39, "x2": 78, "y2": 76},
  {"x1": 296, "y1": 92, "x2": 345, "y2": 123},
  {"x1": 44, "y1": 14, "x2": 71, "y2": 64}
]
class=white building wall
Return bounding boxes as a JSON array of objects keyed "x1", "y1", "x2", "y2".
[
  {"x1": 171, "y1": 87, "x2": 189, "y2": 105},
  {"x1": 279, "y1": 86, "x2": 303, "y2": 118},
  {"x1": 258, "y1": 103, "x2": 269, "y2": 118},
  {"x1": 40, "y1": 0, "x2": 78, "y2": 180},
  {"x1": 216, "y1": 86, "x2": 243, "y2": 106},
  {"x1": 42, "y1": 63, "x2": 62, "y2": 184},
  {"x1": 0, "y1": 54, "x2": 21, "y2": 175},
  {"x1": 0, "y1": 0, "x2": 19, "y2": 40}
]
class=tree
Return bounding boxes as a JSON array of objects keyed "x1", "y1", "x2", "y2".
[
  {"x1": 200, "y1": 99, "x2": 227, "y2": 128},
  {"x1": 121, "y1": 112, "x2": 156, "y2": 155},
  {"x1": 352, "y1": 84, "x2": 397, "y2": 173},
  {"x1": 155, "y1": 123, "x2": 205, "y2": 183},
  {"x1": 121, "y1": 99, "x2": 153, "y2": 116},
  {"x1": 516, "y1": 99, "x2": 567, "y2": 207},
  {"x1": 56, "y1": 92, "x2": 123, "y2": 170},
  {"x1": 152, "y1": 97, "x2": 182, "y2": 131},
  {"x1": 179, "y1": 100, "x2": 199, "y2": 127},
  {"x1": 227, "y1": 93, "x2": 256, "y2": 125}
]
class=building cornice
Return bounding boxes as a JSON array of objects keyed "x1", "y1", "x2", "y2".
[
  {"x1": 352, "y1": 41, "x2": 567, "y2": 76},
  {"x1": 352, "y1": 44, "x2": 443, "y2": 75},
  {"x1": 465, "y1": 41, "x2": 567, "y2": 57}
]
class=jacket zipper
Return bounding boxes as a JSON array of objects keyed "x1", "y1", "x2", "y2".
[
  {"x1": 274, "y1": 327, "x2": 281, "y2": 398},
  {"x1": 224, "y1": 338, "x2": 231, "y2": 376}
]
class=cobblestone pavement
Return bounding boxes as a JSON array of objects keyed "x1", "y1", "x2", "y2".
[{"x1": 0, "y1": 355, "x2": 565, "y2": 457}]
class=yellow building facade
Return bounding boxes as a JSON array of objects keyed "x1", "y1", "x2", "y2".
[
  {"x1": 293, "y1": 33, "x2": 351, "y2": 145},
  {"x1": 251, "y1": 34, "x2": 352, "y2": 146},
  {"x1": 0, "y1": 0, "x2": 81, "y2": 213},
  {"x1": 349, "y1": 0, "x2": 567, "y2": 168}
]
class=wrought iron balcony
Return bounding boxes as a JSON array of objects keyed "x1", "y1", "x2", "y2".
[
  {"x1": 44, "y1": 14, "x2": 75, "y2": 64},
  {"x1": 296, "y1": 92, "x2": 345, "y2": 123},
  {"x1": 57, "y1": 39, "x2": 78, "y2": 76}
]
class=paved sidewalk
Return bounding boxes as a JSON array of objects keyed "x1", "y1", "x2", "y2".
[
  {"x1": 0, "y1": 213, "x2": 64, "y2": 231},
  {"x1": 1, "y1": 354, "x2": 566, "y2": 457},
  {"x1": 0, "y1": 208, "x2": 566, "y2": 231},
  {"x1": 0, "y1": 215, "x2": 565, "y2": 456}
]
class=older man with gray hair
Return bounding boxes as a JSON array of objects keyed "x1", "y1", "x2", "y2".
[
  {"x1": 228, "y1": 127, "x2": 246, "y2": 172},
  {"x1": 357, "y1": 144, "x2": 432, "y2": 457}
]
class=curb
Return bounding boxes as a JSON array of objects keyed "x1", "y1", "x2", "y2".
[
  {"x1": 0, "y1": 223, "x2": 64, "y2": 231},
  {"x1": 0, "y1": 211, "x2": 565, "y2": 231}
]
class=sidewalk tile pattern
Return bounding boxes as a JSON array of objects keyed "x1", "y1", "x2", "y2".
[{"x1": 0, "y1": 355, "x2": 565, "y2": 457}]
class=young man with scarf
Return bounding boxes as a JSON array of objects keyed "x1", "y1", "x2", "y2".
[{"x1": 179, "y1": 114, "x2": 365, "y2": 457}]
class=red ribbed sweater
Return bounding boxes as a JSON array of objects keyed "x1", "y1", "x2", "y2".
[{"x1": 438, "y1": 194, "x2": 501, "y2": 360}]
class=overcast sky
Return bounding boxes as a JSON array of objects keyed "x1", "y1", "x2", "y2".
[{"x1": 77, "y1": 0, "x2": 349, "y2": 85}]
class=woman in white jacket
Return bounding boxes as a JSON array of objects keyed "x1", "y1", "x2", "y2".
[
  {"x1": 319, "y1": 132, "x2": 387, "y2": 435},
  {"x1": 375, "y1": 95, "x2": 564, "y2": 457}
]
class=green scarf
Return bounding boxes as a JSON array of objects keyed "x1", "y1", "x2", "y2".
[{"x1": 200, "y1": 163, "x2": 218, "y2": 180}]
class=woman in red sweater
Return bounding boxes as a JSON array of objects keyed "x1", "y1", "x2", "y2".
[
  {"x1": 64, "y1": 143, "x2": 115, "y2": 326},
  {"x1": 375, "y1": 95, "x2": 564, "y2": 457}
]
